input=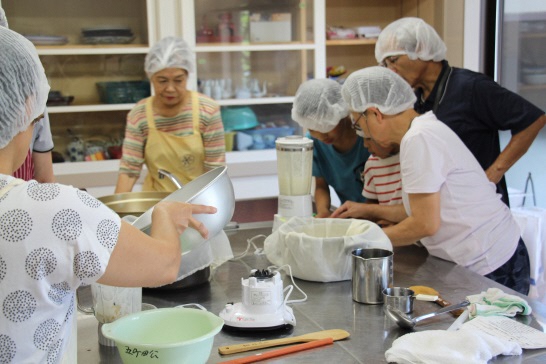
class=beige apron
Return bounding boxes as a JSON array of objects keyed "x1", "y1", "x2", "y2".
[{"x1": 142, "y1": 92, "x2": 205, "y2": 192}]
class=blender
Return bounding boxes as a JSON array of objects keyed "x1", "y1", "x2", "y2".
[{"x1": 274, "y1": 135, "x2": 314, "y2": 230}]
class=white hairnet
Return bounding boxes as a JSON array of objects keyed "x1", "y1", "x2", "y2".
[
  {"x1": 0, "y1": 7, "x2": 8, "y2": 28},
  {"x1": 375, "y1": 17, "x2": 447, "y2": 64},
  {"x1": 341, "y1": 67, "x2": 416, "y2": 115},
  {"x1": 144, "y1": 36, "x2": 195, "y2": 78},
  {"x1": 291, "y1": 79, "x2": 349, "y2": 133},
  {"x1": 0, "y1": 27, "x2": 50, "y2": 149}
]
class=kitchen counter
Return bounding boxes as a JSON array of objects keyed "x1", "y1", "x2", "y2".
[{"x1": 77, "y1": 221, "x2": 546, "y2": 363}]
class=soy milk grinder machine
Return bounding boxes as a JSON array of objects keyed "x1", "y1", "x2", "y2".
[{"x1": 274, "y1": 135, "x2": 314, "y2": 229}]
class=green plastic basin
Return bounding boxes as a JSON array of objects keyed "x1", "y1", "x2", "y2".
[{"x1": 101, "y1": 307, "x2": 224, "y2": 363}]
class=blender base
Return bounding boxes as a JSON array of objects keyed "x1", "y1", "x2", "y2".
[{"x1": 277, "y1": 195, "x2": 313, "y2": 218}]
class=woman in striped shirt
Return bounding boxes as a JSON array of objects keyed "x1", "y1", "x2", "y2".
[{"x1": 115, "y1": 37, "x2": 225, "y2": 193}]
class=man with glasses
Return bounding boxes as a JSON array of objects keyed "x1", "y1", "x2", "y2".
[
  {"x1": 337, "y1": 66, "x2": 530, "y2": 295},
  {"x1": 375, "y1": 17, "x2": 546, "y2": 207}
]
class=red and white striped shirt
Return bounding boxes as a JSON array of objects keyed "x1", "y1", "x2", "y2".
[
  {"x1": 362, "y1": 154, "x2": 402, "y2": 205},
  {"x1": 13, "y1": 149, "x2": 34, "y2": 181}
]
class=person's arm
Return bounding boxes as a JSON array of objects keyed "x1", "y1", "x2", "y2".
[
  {"x1": 200, "y1": 96, "x2": 226, "y2": 170},
  {"x1": 331, "y1": 200, "x2": 407, "y2": 222},
  {"x1": 486, "y1": 114, "x2": 546, "y2": 184},
  {"x1": 115, "y1": 173, "x2": 138, "y2": 194},
  {"x1": 97, "y1": 202, "x2": 216, "y2": 287},
  {"x1": 314, "y1": 177, "x2": 331, "y2": 218},
  {"x1": 116, "y1": 104, "x2": 147, "y2": 193},
  {"x1": 383, "y1": 192, "x2": 441, "y2": 246},
  {"x1": 32, "y1": 151, "x2": 55, "y2": 183}
]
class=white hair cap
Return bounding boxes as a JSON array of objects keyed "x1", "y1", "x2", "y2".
[
  {"x1": 0, "y1": 7, "x2": 8, "y2": 28},
  {"x1": 145, "y1": 36, "x2": 195, "y2": 78},
  {"x1": 375, "y1": 17, "x2": 447, "y2": 64},
  {"x1": 291, "y1": 78, "x2": 349, "y2": 133},
  {"x1": 0, "y1": 27, "x2": 50, "y2": 149},
  {"x1": 341, "y1": 67, "x2": 416, "y2": 115}
]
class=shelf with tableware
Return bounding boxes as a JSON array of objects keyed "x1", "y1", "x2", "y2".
[{"x1": 192, "y1": 0, "x2": 318, "y2": 155}]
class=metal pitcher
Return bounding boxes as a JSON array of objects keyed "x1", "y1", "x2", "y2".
[{"x1": 351, "y1": 248, "x2": 393, "y2": 304}]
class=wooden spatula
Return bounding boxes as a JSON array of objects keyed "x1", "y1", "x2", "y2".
[
  {"x1": 409, "y1": 285, "x2": 465, "y2": 317},
  {"x1": 218, "y1": 329, "x2": 350, "y2": 355}
]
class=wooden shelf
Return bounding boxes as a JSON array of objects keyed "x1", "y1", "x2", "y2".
[
  {"x1": 326, "y1": 38, "x2": 377, "y2": 46},
  {"x1": 36, "y1": 44, "x2": 149, "y2": 55},
  {"x1": 195, "y1": 42, "x2": 316, "y2": 52}
]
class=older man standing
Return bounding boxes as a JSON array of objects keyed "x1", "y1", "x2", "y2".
[{"x1": 375, "y1": 17, "x2": 546, "y2": 206}]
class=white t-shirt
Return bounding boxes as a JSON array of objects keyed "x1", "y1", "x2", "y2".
[
  {"x1": 362, "y1": 154, "x2": 402, "y2": 205},
  {"x1": 0, "y1": 175, "x2": 121, "y2": 363},
  {"x1": 400, "y1": 112, "x2": 520, "y2": 275}
]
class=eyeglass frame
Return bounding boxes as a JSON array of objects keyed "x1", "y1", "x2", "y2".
[
  {"x1": 350, "y1": 112, "x2": 365, "y2": 132},
  {"x1": 351, "y1": 110, "x2": 378, "y2": 144}
]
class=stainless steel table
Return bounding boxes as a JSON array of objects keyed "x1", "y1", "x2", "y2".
[{"x1": 78, "y1": 221, "x2": 546, "y2": 363}]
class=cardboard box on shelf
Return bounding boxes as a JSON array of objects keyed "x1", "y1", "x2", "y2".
[{"x1": 250, "y1": 12, "x2": 291, "y2": 43}]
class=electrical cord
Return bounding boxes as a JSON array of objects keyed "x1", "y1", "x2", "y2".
[
  {"x1": 269, "y1": 264, "x2": 308, "y2": 304},
  {"x1": 229, "y1": 234, "x2": 266, "y2": 261}
]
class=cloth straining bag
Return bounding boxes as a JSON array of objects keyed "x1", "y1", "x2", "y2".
[
  {"x1": 123, "y1": 216, "x2": 233, "y2": 282},
  {"x1": 177, "y1": 229, "x2": 233, "y2": 281},
  {"x1": 264, "y1": 217, "x2": 392, "y2": 282}
]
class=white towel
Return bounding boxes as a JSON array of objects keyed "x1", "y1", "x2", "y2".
[
  {"x1": 467, "y1": 288, "x2": 532, "y2": 319},
  {"x1": 385, "y1": 326, "x2": 521, "y2": 364}
]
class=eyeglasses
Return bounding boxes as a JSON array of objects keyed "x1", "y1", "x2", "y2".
[
  {"x1": 350, "y1": 112, "x2": 365, "y2": 132},
  {"x1": 381, "y1": 55, "x2": 401, "y2": 68}
]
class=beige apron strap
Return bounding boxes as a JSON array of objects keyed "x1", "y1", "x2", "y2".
[
  {"x1": 145, "y1": 97, "x2": 157, "y2": 129},
  {"x1": 191, "y1": 91, "x2": 200, "y2": 131},
  {"x1": 0, "y1": 178, "x2": 25, "y2": 198}
]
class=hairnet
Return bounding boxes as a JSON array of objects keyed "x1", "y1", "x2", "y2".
[
  {"x1": 291, "y1": 79, "x2": 349, "y2": 133},
  {"x1": 0, "y1": 27, "x2": 50, "y2": 149},
  {"x1": 144, "y1": 36, "x2": 195, "y2": 78},
  {"x1": 0, "y1": 7, "x2": 8, "y2": 28},
  {"x1": 375, "y1": 17, "x2": 447, "y2": 64},
  {"x1": 341, "y1": 66, "x2": 416, "y2": 115}
]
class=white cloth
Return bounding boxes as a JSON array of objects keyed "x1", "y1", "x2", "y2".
[
  {"x1": 467, "y1": 288, "x2": 532, "y2": 319},
  {"x1": 362, "y1": 153, "x2": 402, "y2": 205},
  {"x1": 385, "y1": 326, "x2": 522, "y2": 364},
  {"x1": 264, "y1": 217, "x2": 392, "y2": 282},
  {"x1": 125, "y1": 216, "x2": 234, "y2": 283},
  {"x1": 0, "y1": 175, "x2": 121, "y2": 363},
  {"x1": 400, "y1": 112, "x2": 520, "y2": 275},
  {"x1": 511, "y1": 206, "x2": 546, "y2": 300},
  {"x1": 177, "y1": 229, "x2": 233, "y2": 281},
  {"x1": 31, "y1": 110, "x2": 54, "y2": 152}
]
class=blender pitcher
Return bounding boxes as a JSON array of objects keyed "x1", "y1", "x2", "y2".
[
  {"x1": 275, "y1": 135, "x2": 314, "y2": 218},
  {"x1": 77, "y1": 283, "x2": 142, "y2": 346}
]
